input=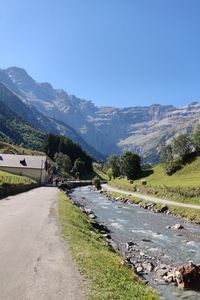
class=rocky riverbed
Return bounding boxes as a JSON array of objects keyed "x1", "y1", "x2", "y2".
[{"x1": 67, "y1": 186, "x2": 200, "y2": 299}]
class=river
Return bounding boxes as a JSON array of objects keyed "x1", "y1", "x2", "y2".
[{"x1": 70, "y1": 186, "x2": 200, "y2": 300}]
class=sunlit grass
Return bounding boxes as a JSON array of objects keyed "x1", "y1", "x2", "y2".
[{"x1": 0, "y1": 170, "x2": 35, "y2": 185}]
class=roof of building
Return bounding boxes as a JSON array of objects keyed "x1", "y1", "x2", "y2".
[{"x1": 0, "y1": 154, "x2": 47, "y2": 169}]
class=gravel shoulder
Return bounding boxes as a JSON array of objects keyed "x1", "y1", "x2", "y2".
[
  {"x1": 103, "y1": 184, "x2": 200, "y2": 210},
  {"x1": 0, "y1": 186, "x2": 85, "y2": 300}
]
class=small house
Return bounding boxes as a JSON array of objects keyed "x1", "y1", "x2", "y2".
[{"x1": 0, "y1": 154, "x2": 49, "y2": 183}]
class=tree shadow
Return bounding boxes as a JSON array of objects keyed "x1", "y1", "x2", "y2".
[{"x1": 137, "y1": 169, "x2": 154, "y2": 179}]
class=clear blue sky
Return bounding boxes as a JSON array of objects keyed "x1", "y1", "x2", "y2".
[{"x1": 1, "y1": 0, "x2": 200, "y2": 107}]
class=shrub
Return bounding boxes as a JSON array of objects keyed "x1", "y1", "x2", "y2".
[
  {"x1": 164, "y1": 158, "x2": 182, "y2": 175},
  {"x1": 92, "y1": 176, "x2": 101, "y2": 190}
]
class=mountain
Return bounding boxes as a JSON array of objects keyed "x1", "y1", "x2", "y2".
[
  {"x1": 1, "y1": 66, "x2": 200, "y2": 162},
  {"x1": 0, "y1": 97, "x2": 45, "y2": 149},
  {"x1": 0, "y1": 79, "x2": 104, "y2": 160}
]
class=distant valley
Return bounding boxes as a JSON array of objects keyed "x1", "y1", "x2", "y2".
[{"x1": 1, "y1": 66, "x2": 200, "y2": 162}]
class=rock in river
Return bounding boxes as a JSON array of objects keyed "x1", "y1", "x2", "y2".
[{"x1": 171, "y1": 224, "x2": 184, "y2": 230}]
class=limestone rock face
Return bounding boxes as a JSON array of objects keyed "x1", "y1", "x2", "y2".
[{"x1": 2, "y1": 67, "x2": 200, "y2": 162}]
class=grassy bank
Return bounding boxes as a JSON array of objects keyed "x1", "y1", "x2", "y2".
[
  {"x1": 110, "y1": 178, "x2": 200, "y2": 205},
  {"x1": 108, "y1": 156, "x2": 200, "y2": 206},
  {"x1": 135, "y1": 159, "x2": 200, "y2": 187},
  {"x1": 0, "y1": 170, "x2": 35, "y2": 186},
  {"x1": 58, "y1": 192, "x2": 159, "y2": 300},
  {"x1": 109, "y1": 157, "x2": 200, "y2": 205},
  {"x1": 108, "y1": 191, "x2": 200, "y2": 224}
]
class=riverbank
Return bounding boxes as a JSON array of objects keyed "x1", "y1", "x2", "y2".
[
  {"x1": 58, "y1": 191, "x2": 159, "y2": 300},
  {"x1": 105, "y1": 184, "x2": 200, "y2": 224},
  {"x1": 70, "y1": 186, "x2": 200, "y2": 300},
  {"x1": 109, "y1": 177, "x2": 200, "y2": 206}
]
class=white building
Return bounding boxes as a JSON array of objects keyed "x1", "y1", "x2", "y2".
[{"x1": 0, "y1": 154, "x2": 49, "y2": 183}]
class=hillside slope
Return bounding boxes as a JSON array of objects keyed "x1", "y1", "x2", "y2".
[
  {"x1": 0, "y1": 141, "x2": 45, "y2": 156},
  {"x1": 0, "y1": 99, "x2": 45, "y2": 149},
  {"x1": 137, "y1": 157, "x2": 200, "y2": 187},
  {"x1": 0, "y1": 81, "x2": 104, "y2": 159}
]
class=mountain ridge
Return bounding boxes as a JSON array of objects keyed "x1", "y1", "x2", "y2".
[
  {"x1": 0, "y1": 80, "x2": 104, "y2": 159},
  {"x1": 1, "y1": 66, "x2": 200, "y2": 162}
]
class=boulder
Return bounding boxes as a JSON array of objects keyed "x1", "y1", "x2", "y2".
[
  {"x1": 159, "y1": 205, "x2": 168, "y2": 213},
  {"x1": 125, "y1": 241, "x2": 136, "y2": 250},
  {"x1": 142, "y1": 261, "x2": 154, "y2": 273},
  {"x1": 136, "y1": 266, "x2": 143, "y2": 273},
  {"x1": 155, "y1": 268, "x2": 168, "y2": 279},
  {"x1": 174, "y1": 263, "x2": 200, "y2": 290},
  {"x1": 88, "y1": 213, "x2": 96, "y2": 219},
  {"x1": 84, "y1": 208, "x2": 92, "y2": 214},
  {"x1": 92, "y1": 221, "x2": 110, "y2": 233},
  {"x1": 141, "y1": 180, "x2": 147, "y2": 185},
  {"x1": 171, "y1": 224, "x2": 184, "y2": 230}
]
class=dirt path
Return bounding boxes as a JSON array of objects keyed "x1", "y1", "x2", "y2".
[
  {"x1": 0, "y1": 187, "x2": 85, "y2": 300},
  {"x1": 103, "y1": 184, "x2": 200, "y2": 210}
]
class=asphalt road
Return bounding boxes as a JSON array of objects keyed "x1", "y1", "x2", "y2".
[
  {"x1": 103, "y1": 184, "x2": 200, "y2": 210},
  {"x1": 0, "y1": 187, "x2": 85, "y2": 300}
]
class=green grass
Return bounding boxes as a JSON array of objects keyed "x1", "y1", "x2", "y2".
[
  {"x1": 0, "y1": 141, "x2": 45, "y2": 156},
  {"x1": 135, "y1": 158, "x2": 200, "y2": 187},
  {"x1": 111, "y1": 157, "x2": 200, "y2": 188},
  {"x1": 109, "y1": 156, "x2": 200, "y2": 206},
  {"x1": 58, "y1": 192, "x2": 159, "y2": 300},
  {"x1": 0, "y1": 170, "x2": 35, "y2": 185},
  {"x1": 108, "y1": 191, "x2": 200, "y2": 224}
]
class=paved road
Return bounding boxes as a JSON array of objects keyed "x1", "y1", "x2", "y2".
[
  {"x1": 103, "y1": 184, "x2": 200, "y2": 210},
  {"x1": 0, "y1": 187, "x2": 85, "y2": 300}
]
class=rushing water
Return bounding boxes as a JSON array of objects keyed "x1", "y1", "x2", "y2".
[{"x1": 71, "y1": 186, "x2": 200, "y2": 300}]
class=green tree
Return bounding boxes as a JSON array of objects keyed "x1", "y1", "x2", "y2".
[
  {"x1": 164, "y1": 157, "x2": 182, "y2": 175},
  {"x1": 43, "y1": 134, "x2": 93, "y2": 173},
  {"x1": 172, "y1": 134, "x2": 192, "y2": 161},
  {"x1": 120, "y1": 151, "x2": 141, "y2": 180},
  {"x1": 72, "y1": 158, "x2": 85, "y2": 177},
  {"x1": 107, "y1": 168, "x2": 113, "y2": 180},
  {"x1": 54, "y1": 152, "x2": 72, "y2": 173},
  {"x1": 160, "y1": 145, "x2": 173, "y2": 164},
  {"x1": 192, "y1": 124, "x2": 200, "y2": 152},
  {"x1": 92, "y1": 176, "x2": 101, "y2": 190},
  {"x1": 107, "y1": 154, "x2": 120, "y2": 178}
]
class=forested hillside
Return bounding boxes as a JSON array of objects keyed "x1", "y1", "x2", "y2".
[{"x1": 0, "y1": 99, "x2": 45, "y2": 149}]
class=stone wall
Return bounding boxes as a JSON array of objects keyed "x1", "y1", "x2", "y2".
[{"x1": 0, "y1": 183, "x2": 39, "y2": 199}]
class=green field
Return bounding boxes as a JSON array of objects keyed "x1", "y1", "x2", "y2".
[
  {"x1": 135, "y1": 157, "x2": 200, "y2": 187},
  {"x1": 109, "y1": 156, "x2": 200, "y2": 205},
  {"x1": 58, "y1": 192, "x2": 158, "y2": 300}
]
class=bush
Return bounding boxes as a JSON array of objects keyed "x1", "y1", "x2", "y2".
[
  {"x1": 92, "y1": 176, "x2": 101, "y2": 190},
  {"x1": 164, "y1": 158, "x2": 182, "y2": 175}
]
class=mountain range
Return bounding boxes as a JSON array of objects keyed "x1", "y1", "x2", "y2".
[{"x1": 1, "y1": 66, "x2": 200, "y2": 163}]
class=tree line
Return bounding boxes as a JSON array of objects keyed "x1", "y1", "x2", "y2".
[
  {"x1": 44, "y1": 134, "x2": 93, "y2": 177},
  {"x1": 160, "y1": 124, "x2": 200, "y2": 175}
]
